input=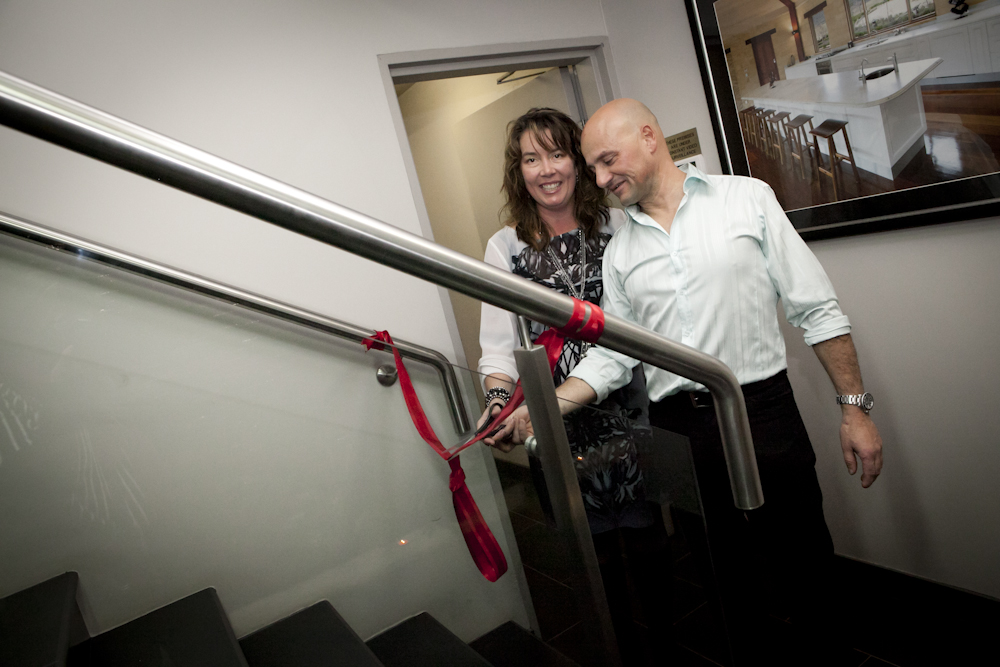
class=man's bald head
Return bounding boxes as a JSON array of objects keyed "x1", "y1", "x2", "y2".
[
  {"x1": 581, "y1": 98, "x2": 674, "y2": 207},
  {"x1": 584, "y1": 98, "x2": 664, "y2": 145}
]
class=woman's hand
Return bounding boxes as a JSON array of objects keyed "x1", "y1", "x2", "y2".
[
  {"x1": 485, "y1": 405, "x2": 533, "y2": 452},
  {"x1": 476, "y1": 400, "x2": 504, "y2": 431}
]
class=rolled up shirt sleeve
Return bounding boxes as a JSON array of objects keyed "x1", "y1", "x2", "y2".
[
  {"x1": 568, "y1": 244, "x2": 640, "y2": 403},
  {"x1": 757, "y1": 184, "x2": 851, "y2": 346}
]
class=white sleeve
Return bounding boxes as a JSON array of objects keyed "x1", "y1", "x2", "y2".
[
  {"x1": 756, "y1": 183, "x2": 852, "y2": 346},
  {"x1": 478, "y1": 234, "x2": 521, "y2": 388}
]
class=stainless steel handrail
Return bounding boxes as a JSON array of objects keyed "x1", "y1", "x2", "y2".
[
  {"x1": 0, "y1": 210, "x2": 471, "y2": 435},
  {"x1": 0, "y1": 68, "x2": 763, "y2": 509}
]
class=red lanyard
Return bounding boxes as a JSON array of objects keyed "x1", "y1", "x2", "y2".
[{"x1": 362, "y1": 298, "x2": 604, "y2": 582}]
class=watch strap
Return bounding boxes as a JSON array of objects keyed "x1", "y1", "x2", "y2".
[{"x1": 836, "y1": 392, "x2": 873, "y2": 413}]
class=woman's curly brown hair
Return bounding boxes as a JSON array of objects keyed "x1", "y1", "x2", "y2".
[{"x1": 500, "y1": 107, "x2": 608, "y2": 251}]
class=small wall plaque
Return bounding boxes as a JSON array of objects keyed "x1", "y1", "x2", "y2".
[{"x1": 665, "y1": 128, "x2": 701, "y2": 161}]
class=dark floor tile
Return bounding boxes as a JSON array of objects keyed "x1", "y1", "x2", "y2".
[
  {"x1": 672, "y1": 577, "x2": 708, "y2": 623},
  {"x1": 523, "y1": 566, "x2": 579, "y2": 641},
  {"x1": 502, "y1": 481, "x2": 546, "y2": 523},
  {"x1": 509, "y1": 510, "x2": 542, "y2": 536},
  {"x1": 495, "y1": 459, "x2": 533, "y2": 490},
  {"x1": 672, "y1": 552, "x2": 703, "y2": 588},
  {"x1": 669, "y1": 644, "x2": 726, "y2": 667},
  {"x1": 545, "y1": 622, "x2": 605, "y2": 667},
  {"x1": 668, "y1": 522, "x2": 692, "y2": 560},
  {"x1": 756, "y1": 614, "x2": 869, "y2": 667},
  {"x1": 859, "y1": 659, "x2": 902, "y2": 667},
  {"x1": 515, "y1": 522, "x2": 577, "y2": 583},
  {"x1": 672, "y1": 603, "x2": 732, "y2": 667}
]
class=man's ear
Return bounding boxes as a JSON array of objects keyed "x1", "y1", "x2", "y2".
[{"x1": 640, "y1": 124, "x2": 658, "y2": 153}]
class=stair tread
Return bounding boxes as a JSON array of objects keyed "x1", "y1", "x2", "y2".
[
  {"x1": 365, "y1": 612, "x2": 492, "y2": 667},
  {"x1": 0, "y1": 571, "x2": 88, "y2": 667},
  {"x1": 470, "y1": 621, "x2": 580, "y2": 667},
  {"x1": 240, "y1": 601, "x2": 383, "y2": 667},
  {"x1": 67, "y1": 588, "x2": 246, "y2": 667}
]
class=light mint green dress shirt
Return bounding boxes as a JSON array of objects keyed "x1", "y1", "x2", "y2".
[{"x1": 568, "y1": 164, "x2": 851, "y2": 403}]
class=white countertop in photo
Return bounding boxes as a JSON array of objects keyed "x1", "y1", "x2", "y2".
[{"x1": 742, "y1": 58, "x2": 942, "y2": 108}]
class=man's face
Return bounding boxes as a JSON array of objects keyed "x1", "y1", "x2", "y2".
[{"x1": 581, "y1": 120, "x2": 651, "y2": 207}]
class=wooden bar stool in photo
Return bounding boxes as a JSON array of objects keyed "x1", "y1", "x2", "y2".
[
  {"x1": 809, "y1": 119, "x2": 861, "y2": 200},
  {"x1": 785, "y1": 114, "x2": 815, "y2": 179},
  {"x1": 739, "y1": 105, "x2": 757, "y2": 145},
  {"x1": 755, "y1": 109, "x2": 776, "y2": 156},
  {"x1": 747, "y1": 107, "x2": 767, "y2": 149},
  {"x1": 766, "y1": 111, "x2": 791, "y2": 165}
]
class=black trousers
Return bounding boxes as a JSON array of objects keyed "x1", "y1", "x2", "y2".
[
  {"x1": 649, "y1": 371, "x2": 837, "y2": 664},
  {"x1": 592, "y1": 508, "x2": 673, "y2": 666}
]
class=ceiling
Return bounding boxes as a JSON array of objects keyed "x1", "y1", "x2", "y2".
[{"x1": 714, "y1": 0, "x2": 809, "y2": 37}]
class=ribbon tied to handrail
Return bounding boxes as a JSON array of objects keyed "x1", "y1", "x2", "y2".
[{"x1": 362, "y1": 297, "x2": 604, "y2": 582}]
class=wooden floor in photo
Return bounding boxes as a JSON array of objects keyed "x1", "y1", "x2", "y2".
[{"x1": 745, "y1": 82, "x2": 1000, "y2": 212}]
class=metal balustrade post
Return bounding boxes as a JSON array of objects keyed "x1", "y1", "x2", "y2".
[{"x1": 514, "y1": 344, "x2": 621, "y2": 667}]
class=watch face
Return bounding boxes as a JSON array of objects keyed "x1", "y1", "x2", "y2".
[{"x1": 861, "y1": 393, "x2": 875, "y2": 411}]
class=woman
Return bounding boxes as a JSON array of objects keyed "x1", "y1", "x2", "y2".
[{"x1": 477, "y1": 107, "x2": 670, "y2": 663}]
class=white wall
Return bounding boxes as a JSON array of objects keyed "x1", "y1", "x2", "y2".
[
  {"x1": 600, "y1": 0, "x2": 724, "y2": 174},
  {"x1": 782, "y1": 218, "x2": 1000, "y2": 600}
]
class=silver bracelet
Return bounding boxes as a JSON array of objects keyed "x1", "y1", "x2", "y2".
[{"x1": 484, "y1": 386, "x2": 511, "y2": 405}]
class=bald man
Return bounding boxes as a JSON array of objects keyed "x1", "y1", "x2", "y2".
[{"x1": 504, "y1": 99, "x2": 882, "y2": 662}]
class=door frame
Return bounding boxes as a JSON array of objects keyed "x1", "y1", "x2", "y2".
[{"x1": 376, "y1": 38, "x2": 620, "y2": 371}]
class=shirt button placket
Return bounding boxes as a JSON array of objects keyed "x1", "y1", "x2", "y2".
[{"x1": 672, "y1": 242, "x2": 693, "y2": 343}]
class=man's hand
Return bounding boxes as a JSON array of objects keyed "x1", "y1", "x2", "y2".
[
  {"x1": 812, "y1": 334, "x2": 884, "y2": 488},
  {"x1": 840, "y1": 407, "x2": 882, "y2": 488},
  {"x1": 484, "y1": 405, "x2": 532, "y2": 452}
]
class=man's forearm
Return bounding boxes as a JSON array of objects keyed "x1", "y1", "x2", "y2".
[
  {"x1": 812, "y1": 333, "x2": 864, "y2": 396},
  {"x1": 554, "y1": 377, "x2": 599, "y2": 415},
  {"x1": 812, "y1": 333, "x2": 883, "y2": 488}
]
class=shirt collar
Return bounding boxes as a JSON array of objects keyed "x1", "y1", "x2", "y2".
[{"x1": 624, "y1": 162, "x2": 709, "y2": 227}]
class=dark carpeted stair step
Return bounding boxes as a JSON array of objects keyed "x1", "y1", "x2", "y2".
[
  {"x1": 0, "y1": 571, "x2": 89, "y2": 667},
  {"x1": 365, "y1": 612, "x2": 492, "y2": 667},
  {"x1": 67, "y1": 587, "x2": 246, "y2": 667},
  {"x1": 470, "y1": 621, "x2": 580, "y2": 667},
  {"x1": 239, "y1": 600, "x2": 383, "y2": 667}
]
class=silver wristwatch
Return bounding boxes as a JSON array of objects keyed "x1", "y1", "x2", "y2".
[{"x1": 836, "y1": 392, "x2": 874, "y2": 414}]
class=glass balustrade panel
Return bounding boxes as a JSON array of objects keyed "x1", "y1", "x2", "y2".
[{"x1": 0, "y1": 228, "x2": 531, "y2": 644}]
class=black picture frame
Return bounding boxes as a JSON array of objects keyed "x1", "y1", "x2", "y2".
[{"x1": 684, "y1": 0, "x2": 1000, "y2": 241}]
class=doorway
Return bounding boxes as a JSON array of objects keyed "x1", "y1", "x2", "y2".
[
  {"x1": 748, "y1": 29, "x2": 779, "y2": 86},
  {"x1": 379, "y1": 39, "x2": 616, "y2": 396}
]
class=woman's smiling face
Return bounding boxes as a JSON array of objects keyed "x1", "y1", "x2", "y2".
[{"x1": 519, "y1": 129, "x2": 576, "y2": 215}]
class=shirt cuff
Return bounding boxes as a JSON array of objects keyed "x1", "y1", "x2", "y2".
[
  {"x1": 803, "y1": 315, "x2": 852, "y2": 346},
  {"x1": 568, "y1": 360, "x2": 631, "y2": 404},
  {"x1": 477, "y1": 356, "x2": 520, "y2": 389}
]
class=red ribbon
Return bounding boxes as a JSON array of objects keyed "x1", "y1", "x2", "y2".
[
  {"x1": 361, "y1": 298, "x2": 604, "y2": 582},
  {"x1": 364, "y1": 329, "x2": 508, "y2": 582}
]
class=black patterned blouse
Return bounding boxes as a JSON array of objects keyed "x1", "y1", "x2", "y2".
[{"x1": 480, "y1": 213, "x2": 654, "y2": 534}]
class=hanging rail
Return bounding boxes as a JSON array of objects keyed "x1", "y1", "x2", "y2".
[{"x1": 0, "y1": 69, "x2": 763, "y2": 509}]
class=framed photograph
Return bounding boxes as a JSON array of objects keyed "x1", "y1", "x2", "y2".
[{"x1": 685, "y1": 0, "x2": 1000, "y2": 240}]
